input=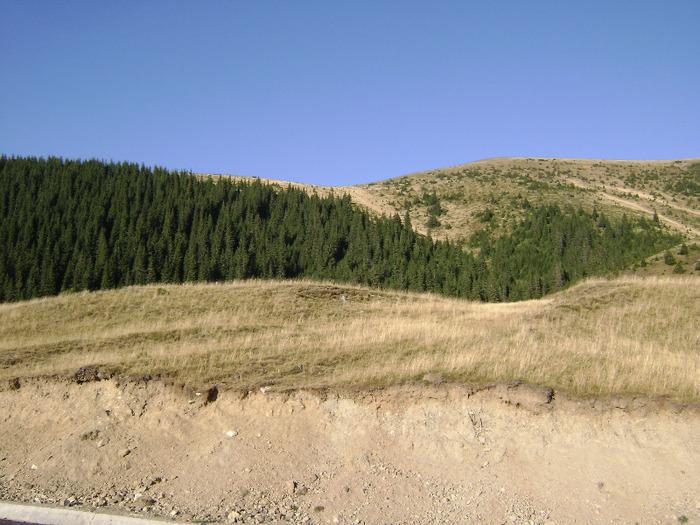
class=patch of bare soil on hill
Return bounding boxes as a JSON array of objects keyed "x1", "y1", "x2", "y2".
[{"x1": 1, "y1": 378, "x2": 699, "y2": 524}]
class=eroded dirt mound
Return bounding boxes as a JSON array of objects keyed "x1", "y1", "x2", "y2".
[{"x1": 1, "y1": 379, "x2": 699, "y2": 524}]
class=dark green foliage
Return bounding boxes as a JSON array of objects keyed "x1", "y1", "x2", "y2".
[
  {"x1": 0, "y1": 156, "x2": 684, "y2": 303},
  {"x1": 673, "y1": 262, "x2": 685, "y2": 274},
  {"x1": 664, "y1": 250, "x2": 677, "y2": 265},
  {"x1": 665, "y1": 163, "x2": 700, "y2": 196},
  {"x1": 422, "y1": 190, "x2": 444, "y2": 229},
  {"x1": 422, "y1": 190, "x2": 444, "y2": 216},
  {"x1": 679, "y1": 243, "x2": 688, "y2": 255},
  {"x1": 425, "y1": 216, "x2": 441, "y2": 228},
  {"x1": 473, "y1": 205, "x2": 682, "y2": 300},
  {"x1": 476, "y1": 208, "x2": 494, "y2": 223}
]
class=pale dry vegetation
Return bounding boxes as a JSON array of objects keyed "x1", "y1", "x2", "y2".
[
  {"x1": 201, "y1": 157, "x2": 700, "y2": 245},
  {"x1": 1, "y1": 277, "x2": 698, "y2": 402}
]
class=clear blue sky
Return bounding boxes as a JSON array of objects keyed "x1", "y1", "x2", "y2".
[{"x1": 1, "y1": 1, "x2": 699, "y2": 186}]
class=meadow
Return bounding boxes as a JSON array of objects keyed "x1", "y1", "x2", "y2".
[{"x1": 1, "y1": 276, "x2": 697, "y2": 402}]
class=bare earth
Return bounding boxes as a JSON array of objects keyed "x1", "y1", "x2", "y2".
[{"x1": 1, "y1": 378, "x2": 698, "y2": 524}]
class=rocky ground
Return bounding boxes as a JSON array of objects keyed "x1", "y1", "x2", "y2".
[{"x1": 1, "y1": 374, "x2": 699, "y2": 524}]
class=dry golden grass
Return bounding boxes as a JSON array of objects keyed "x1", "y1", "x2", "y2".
[
  {"x1": 373, "y1": 157, "x2": 700, "y2": 242},
  {"x1": 1, "y1": 277, "x2": 698, "y2": 402}
]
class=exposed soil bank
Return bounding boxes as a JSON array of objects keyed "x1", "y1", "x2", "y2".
[{"x1": 1, "y1": 379, "x2": 699, "y2": 524}]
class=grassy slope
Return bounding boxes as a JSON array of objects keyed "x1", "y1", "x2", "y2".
[
  {"x1": 3, "y1": 157, "x2": 698, "y2": 401},
  {"x1": 206, "y1": 157, "x2": 700, "y2": 244},
  {"x1": 1, "y1": 277, "x2": 698, "y2": 402},
  {"x1": 347, "y1": 157, "x2": 700, "y2": 242}
]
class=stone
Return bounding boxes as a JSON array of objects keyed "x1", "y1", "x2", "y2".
[
  {"x1": 205, "y1": 386, "x2": 219, "y2": 404},
  {"x1": 423, "y1": 372, "x2": 444, "y2": 384},
  {"x1": 135, "y1": 495, "x2": 156, "y2": 508},
  {"x1": 498, "y1": 382, "x2": 555, "y2": 413},
  {"x1": 73, "y1": 365, "x2": 101, "y2": 384},
  {"x1": 80, "y1": 430, "x2": 100, "y2": 441}
]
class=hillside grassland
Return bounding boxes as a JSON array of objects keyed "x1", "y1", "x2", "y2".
[
  {"x1": 351, "y1": 157, "x2": 700, "y2": 243},
  {"x1": 212, "y1": 157, "x2": 700, "y2": 245},
  {"x1": 1, "y1": 276, "x2": 698, "y2": 402}
]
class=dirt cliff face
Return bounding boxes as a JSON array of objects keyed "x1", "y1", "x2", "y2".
[{"x1": 1, "y1": 378, "x2": 699, "y2": 524}]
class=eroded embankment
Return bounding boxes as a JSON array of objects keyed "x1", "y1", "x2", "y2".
[{"x1": 1, "y1": 378, "x2": 699, "y2": 525}]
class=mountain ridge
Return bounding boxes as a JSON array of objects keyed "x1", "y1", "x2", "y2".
[{"x1": 199, "y1": 156, "x2": 700, "y2": 244}]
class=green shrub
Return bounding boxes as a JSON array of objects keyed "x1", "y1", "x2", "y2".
[
  {"x1": 476, "y1": 208, "x2": 494, "y2": 223},
  {"x1": 425, "y1": 216, "x2": 441, "y2": 228}
]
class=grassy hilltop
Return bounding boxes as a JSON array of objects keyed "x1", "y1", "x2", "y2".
[
  {"x1": 343, "y1": 157, "x2": 700, "y2": 242},
  {"x1": 222, "y1": 157, "x2": 700, "y2": 241}
]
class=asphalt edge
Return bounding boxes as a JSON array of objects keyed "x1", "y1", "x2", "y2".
[{"x1": 0, "y1": 501, "x2": 178, "y2": 525}]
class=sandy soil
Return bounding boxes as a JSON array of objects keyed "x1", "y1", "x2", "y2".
[{"x1": 1, "y1": 377, "x2": 699, "y2": 524}]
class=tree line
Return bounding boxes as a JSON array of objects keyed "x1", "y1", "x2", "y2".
[{"x1": 0, "y1": 156, "x2": 682, "y2": 303}]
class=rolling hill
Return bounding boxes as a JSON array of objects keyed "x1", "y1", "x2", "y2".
[
  {"x1": 1, "y1": 155, "x2": 699, "y2": 525},
  {"x1": 1, "y1": 276, "x2": 698, "y2": 401},
  {"x1": 215, "y1": 157, "x2": 700, "y2": 244},
  {"x1": 212, "y1": 156, "x2": 700, "y2": 279},
  {"x1": 3, "y1": 155, "x2": 692, "y2": 304}
]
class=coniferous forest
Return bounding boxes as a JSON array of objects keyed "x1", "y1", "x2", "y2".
[{"x1": 0, "y1": 156, "x2": 683, "y2": 303}]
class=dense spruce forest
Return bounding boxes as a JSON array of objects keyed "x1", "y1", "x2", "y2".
[{"x1": 0, "y1": 156, "x2": 682, "y2": 303}]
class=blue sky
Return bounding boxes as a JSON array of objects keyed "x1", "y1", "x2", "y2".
[{"x1": 1, "y1": 1, "x2": 699, "y2": 186}]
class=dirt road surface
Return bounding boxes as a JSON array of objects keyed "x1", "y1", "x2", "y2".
[{"x1": 1, "y1": 379, "x2": 698, "y2": 524}]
